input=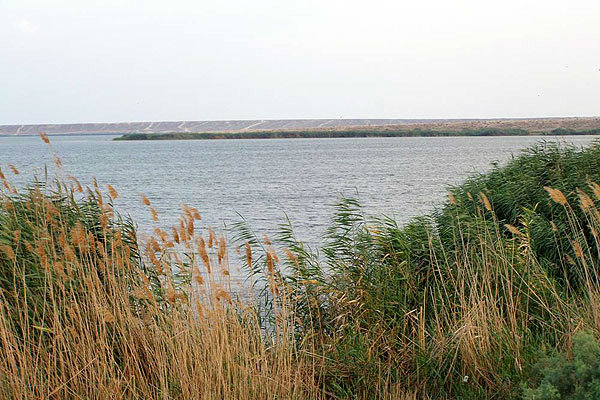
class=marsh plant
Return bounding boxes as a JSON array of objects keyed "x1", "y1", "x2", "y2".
[
  {"x1": 521, "y1": 330, "x2": 600, "y2": 399},
  {"x1": 236, "y1": 140, "x2": 600, "y2": 398},
  {"x1": 0, "y1": 137, "x2": 318, "y2": 399},
  {"x1": 2, "y1": 136, "x2": 600, "y2": 398}
]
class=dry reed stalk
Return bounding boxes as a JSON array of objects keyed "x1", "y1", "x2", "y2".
[
  {"x1": 0, "y1": 177, "x2": 322, "y2": 398},
  {"x1": 39, "y1": 132, "x2": 50, "y2": 144},
  {"x1": 208, "y1": 228, "x2": 215, "y2": 248},
  {"x1": 196, "y1": 236, "x2": 211, "y2": 273},
  {"x1": 106, "y1": 184, "x2": 118, "y2": 200},
  {"x1": 8, "y1": 164, "x2": 19, "y2": 175}
]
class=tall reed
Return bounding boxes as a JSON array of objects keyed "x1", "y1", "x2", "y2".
[
  {"x1": 0, "y1": 139, "x2": 322, "y2": 399},
  {"x1": 3, "y1": 136, "x2": 600, "y2": 399},
  {"x1": 236, "y1": 141, "x2": 600, "y2": 398}
]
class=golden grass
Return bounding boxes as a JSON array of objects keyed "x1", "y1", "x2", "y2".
[
  {"x1": 0, "y1": 135, "x2": 332, "y2": 399},
  {"x1": 0, "y1": 183, "x2": 325, "y2": 399}
]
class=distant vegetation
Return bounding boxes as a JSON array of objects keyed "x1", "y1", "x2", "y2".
[
  {"x1": 3, "y1": 117, "x2": 600, "y2": 136},
  {"x1": 3, "y1": 136, "x2": 600, "y2": 398},
  {"x1": 114, "y1": 127, "x2": 600, "y2": 140}
]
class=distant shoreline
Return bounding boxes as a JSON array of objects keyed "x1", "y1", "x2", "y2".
[
  {"x1": 2, "y1": 116, "x2": 600, "y2": 136},
  {"x1": 114, "y1": 128, "x2": 600, "y2": 141}
]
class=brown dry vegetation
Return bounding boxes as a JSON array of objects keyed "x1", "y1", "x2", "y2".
[{"x1": 0, "y1": 166, "x2": 316, "y2": 398}]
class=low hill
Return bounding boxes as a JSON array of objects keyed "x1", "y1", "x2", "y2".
[{"x1": 2, "y1": 117, "x2": 600, "y2": 136}]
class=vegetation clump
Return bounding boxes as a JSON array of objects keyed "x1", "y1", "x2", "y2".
[
  {"x1": 114, "y1": 127, "x2": 529, "y2": 140},
  {"x1": 0, "y1": 144, "x2": 317, "y2": 399},
  {"x1": 522, "y1": 331, "x2": 600, "y2": 399},
  {"x1": 114, "y1": 128, "x2": 600, "y2": 140},
  {"x1": 238, "y1": 140, "x2": 600, "y2": 398}
]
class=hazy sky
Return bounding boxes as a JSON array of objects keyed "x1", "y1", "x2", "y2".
[{"x1": 1, "y1": 0, "x2": 599, "y2": 124}]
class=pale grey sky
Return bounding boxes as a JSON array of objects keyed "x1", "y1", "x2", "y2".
[{"x1": 1, "y1": 0, "x2": 599, "y2": 124}]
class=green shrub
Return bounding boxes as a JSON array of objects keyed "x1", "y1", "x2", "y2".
[{"x1": 522, "y1": 331, "x2": 600, "y2": 399}]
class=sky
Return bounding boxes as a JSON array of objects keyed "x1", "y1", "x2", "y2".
[{"x1": 1, "y1": 0, "x2": 599, "y2": 125}]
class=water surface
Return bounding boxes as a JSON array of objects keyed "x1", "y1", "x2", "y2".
[{"x1": 1, "y1": 135, "x2": 597, "y2": 246}]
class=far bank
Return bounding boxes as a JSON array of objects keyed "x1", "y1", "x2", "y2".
[{"x1": 114, "y1": 127, "x2": 600, "y2": 141}]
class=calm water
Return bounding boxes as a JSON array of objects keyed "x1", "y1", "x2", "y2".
[{"x1": 1, "y1": 135, "x2": 598, "y2": 246}]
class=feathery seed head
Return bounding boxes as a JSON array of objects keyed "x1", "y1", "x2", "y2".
[
  {"x1": 8, "y1": 164, "x2": 19, "y2": 175},
  {"x1": 107, "y1": 184, "x2": 118, "y2": 200},
  {"x1": 245, "y1": 242, "x2": 252, "y2": 270},
  {"x1": 448, "y1": 193, "x2": 456, "y2": 205},
  {"x1": 505, "y1": 224, "x2": 522, "y2": 236},
  {"x1": 479, "y1": 192, "x2": 492, "y2": 212},
  {"x1": 39, "y1": 132, "x2": 50, "y2": 144},
  {"x1": 577, "y1": 188, "x2": 594, "y2": 211},
  {"x1": 544, "y1": 186, "x2": 568, "y2": 206}
]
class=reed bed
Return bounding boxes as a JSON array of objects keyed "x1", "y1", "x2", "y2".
[
  {"x1": 0, "y1": 140, "x2": 321, "y2": 399},
  {"x1": 236, "y1": 140, "x2": 600, "y2": 398},
  {"x1": 2, "y1": 136, "x2": 600, "y2": 398}
]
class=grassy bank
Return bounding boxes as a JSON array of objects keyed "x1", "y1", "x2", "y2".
[
  {"x1": 3, "y1": 136, "x2": 600, "y2": 398},
  {"x1": 113, "y1": 127, "x2": 600, "y2": 141}
]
